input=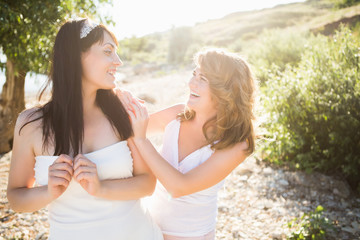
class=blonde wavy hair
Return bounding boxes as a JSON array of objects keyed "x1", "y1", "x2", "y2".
[{"x1": 178, "y1": 48, "x2": 258, "y2": 154}]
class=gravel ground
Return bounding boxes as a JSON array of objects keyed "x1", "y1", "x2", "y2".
[{"x1": 1, "y1": 153, "x2": 359, "y2": 239}]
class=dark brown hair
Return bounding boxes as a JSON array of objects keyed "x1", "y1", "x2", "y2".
[{"x1": 21, "y1": 19, "x2": 132, "y2": 156}]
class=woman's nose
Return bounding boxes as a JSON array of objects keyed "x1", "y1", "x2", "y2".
[
  {"x1": 113, "y1": 54, "x2": 123, "y2": 67},
  {"x1": 188, "y1": 76, "x2": 197, "y2": 87}
]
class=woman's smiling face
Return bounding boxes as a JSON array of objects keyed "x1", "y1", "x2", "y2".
[
  {"x1": 186, "y1": 67, "x2": 217, "y2": 115},
  {"x1": 81, "y1": 31, "x2": 122, "y2": 90}
]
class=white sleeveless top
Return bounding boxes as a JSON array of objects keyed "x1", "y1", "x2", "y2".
[
  {"x1": 148, "y1": 120, "x2": 225, "y2": 237},
  {"x1": 34, "y1": 141, "x2": 163, "y2": 240}
]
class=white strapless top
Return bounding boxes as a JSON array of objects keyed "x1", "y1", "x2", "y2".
[
  {"x1": 34, "y1": 141, "x2": 163, "y2": 240},
  {"x1": 148, "y1": 120, "x2": 224, "y2": 237}
]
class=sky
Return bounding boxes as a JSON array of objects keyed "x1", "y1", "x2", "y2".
[{"x1": 102, "y1": 0, "x2": 306, "y2": 39}]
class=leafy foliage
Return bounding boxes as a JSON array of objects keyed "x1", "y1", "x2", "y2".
[
  {"x1": 0, "y1": 0, "x2": 113, "y2": 74},
  {"x1": 247, "y1": 29, "x2": 308, "y2": 83},
  {"x1": 262, "y1": 26, "x2": 360, "y2": 192},
  {"x1": 332, "y1": 0, "x2": 360, "y2": 8},
  {"x1": 287, "y1": 206, "x2": 335, "y2": 240},
  {"x1": 118, "y1": 34, "x2": 168, "y2": 64}
]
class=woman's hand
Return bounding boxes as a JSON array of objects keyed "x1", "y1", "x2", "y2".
[
  {"x1": 73, "y1": 154, "x2": 101, "y2": 196},
  {"x1": 47, "y1": 154, "x2": 74, "y2": 200},
  {"x1": 113, "y1": 88, "x2": 144, "y2": 110},
  {"x1": 127, "y1": 99, "x2": 149, "y2": 140},
  {"x1": 113, "y1": 88, "x2": 149, "y2": 140}
]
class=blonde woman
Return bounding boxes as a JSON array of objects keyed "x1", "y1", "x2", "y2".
[{"x1": 117, "y1": 48, "x2": 257, "y2": 240}]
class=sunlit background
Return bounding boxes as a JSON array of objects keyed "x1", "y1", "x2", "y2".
[
  {"x1": 1, "y1": 0, "x2": 360, "y2": 239},
  {"x1": 105, "y1": 0, "x2": 306, "y2": 38},
  {"x1": 0, "y1": 0, "x2": 305, "y2": 93}
]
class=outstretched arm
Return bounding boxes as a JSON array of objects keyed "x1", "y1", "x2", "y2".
[
  {"x1": 134, "y1": 138, "x2": 248, "y2": 198},
  {"x1": 127, "y1": 99, "x2": 249, "y2": 198},
  {"x1": 114, "y1": 88, "x2": 184, "y2": 135}
]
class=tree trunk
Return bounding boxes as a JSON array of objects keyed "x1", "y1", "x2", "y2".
[{"x1": 0, "y1": 59, "x2": 26, "y2": 154}]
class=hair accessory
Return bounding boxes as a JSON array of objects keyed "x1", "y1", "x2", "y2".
[{"x1": 80, "y1": 19, "x2": 99, "y2": 39}]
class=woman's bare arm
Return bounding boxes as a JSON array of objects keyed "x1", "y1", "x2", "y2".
[
  {"x1": 7, "y1": 109, "x2": 73, "y2": 212},
  {"x1": 133, "y1": 138, "x2": 248, "y2": 198},
  {"x1": 114, "y1": 88, "x2": 184, "y2": 135}
]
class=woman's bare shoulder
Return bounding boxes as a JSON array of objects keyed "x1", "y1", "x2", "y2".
[
  {"x1": 167, "y1": 104, "x2": 185, "y2": 115},
  {"x1": 148, "y1": 104, "x2": 185, "y2": 133},
  {"x1": 152, "y1": 103, "x2": 185, "y2": 119},
  {"x1": 15, "y1": 107, "x2": 43, "y2": 136}
]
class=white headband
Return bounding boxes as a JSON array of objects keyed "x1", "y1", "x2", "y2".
[{"x1": 80, "y1": 19, "x2": 99, "y2": 39}]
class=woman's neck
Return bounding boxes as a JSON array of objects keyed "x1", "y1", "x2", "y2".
[
  {"x1": 82, "y1": 84, "x2": 98, "y2": 117},
  {"x1": 192, "y1": 111, "x2": 216, "y2": 127},
  {"x1": 191, "y1": 105, "x2": 217, "y2": 125}
]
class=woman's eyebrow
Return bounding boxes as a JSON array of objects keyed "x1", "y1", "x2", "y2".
[
  {"x1": 199, "y1": 73, "x2": 209, "y2": 80},
  {"x1": 103, "y1": 42, "x2": 117, "y2": 50}
]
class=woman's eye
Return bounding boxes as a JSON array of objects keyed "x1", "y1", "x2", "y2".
[
  {"x1": 104, "y1": 50, "x2": 112, "y2": 55},
  {"x1": 200, "y1": 75, "x2": 208, "y2": 82}
]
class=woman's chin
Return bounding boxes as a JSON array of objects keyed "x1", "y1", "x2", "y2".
[
  {"x1": 109, "y1": 82, "x2": 116, "y2": 89},
  {"x1": 102, "y1": 81, "x2": 116, "y2": 90},
  {"x1": 186, "y1": 101, "x2": 198, "y2": 111}
]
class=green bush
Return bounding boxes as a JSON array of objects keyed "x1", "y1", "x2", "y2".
[
  {"x1": 118, "y1": 35, "x2": 167, "y2": 64},
  {"x1": 287, "y1": 206, "x2": 335, "y2": 240},
  {"x1": 247, "y1": 28, "x2": 308, "y2": 83},
  {"x1": 332, "y1": 0, "x2": 360, "y2": 8},
  {"x1": 168, "y1": 27, "x2": 194, "y2": 64},
  {"x1": 262, "y1": 26, "x2": 360, "y2": 192}
]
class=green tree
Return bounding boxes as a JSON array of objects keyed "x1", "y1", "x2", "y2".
[{"x1": 0, "y1": 0, "x2": 112, "y2": 153}]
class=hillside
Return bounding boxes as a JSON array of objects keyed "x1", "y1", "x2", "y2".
[
  {"x1": 194, "y1": 2, "x2": 321, "y2": 45},
  {"x1": 194, "y1": 1, "x2": 360, "y2": 44},
  {"x1": 118, "y1": 0, "x2": 360, "y2": 65}
]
